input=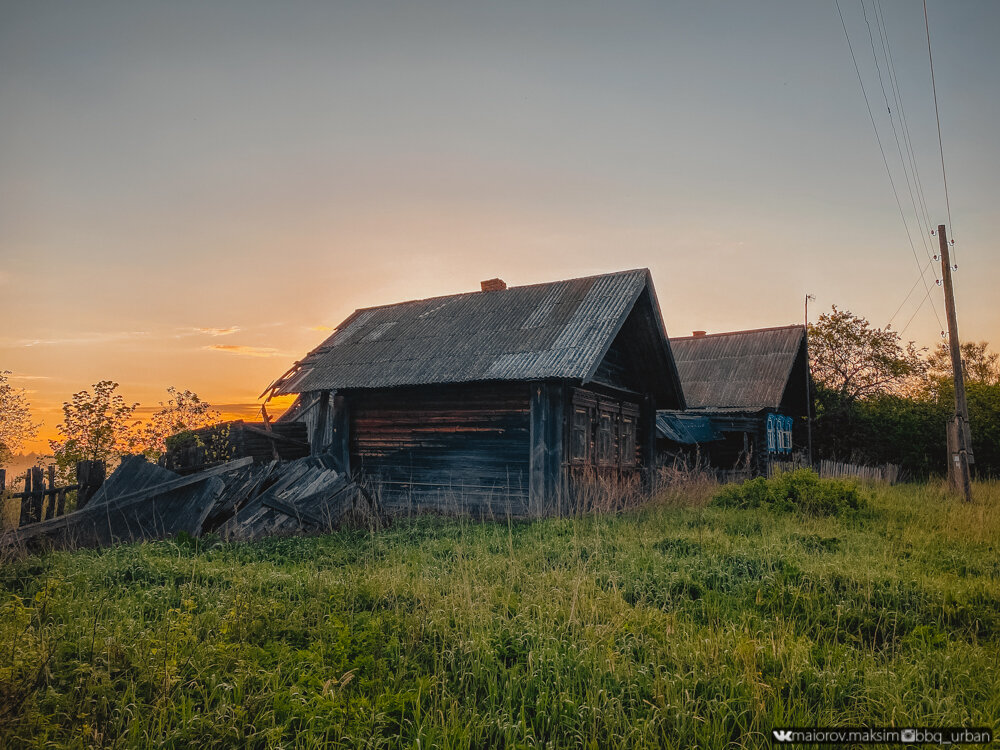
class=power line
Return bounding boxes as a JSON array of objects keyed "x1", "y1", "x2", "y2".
[
  {"x1": 861, "y1": 0, "x2": 933, "y2": 261},
  {"x1": 835, "y1": 0, "x2": 944, "y2": 333},
  {"x1": 887, "y1": 258, "x2": 933, "y2": 329},
  {"x1": 873, "y1": 0, "x2": 934, "y2": 234},
  {"x1": 923, "y1": 0, "x2": 956, "y2": 256},
  {"x1": 899, "y1": 280, "x2": 940, "y2": 336}
]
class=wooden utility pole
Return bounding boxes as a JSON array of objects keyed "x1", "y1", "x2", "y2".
[
  {"x1": 804, "y1": 294, "x2": 815, "y2": 467},
  {"x1": 938, "y1": 224, "x2": 973, "y2": 501}
]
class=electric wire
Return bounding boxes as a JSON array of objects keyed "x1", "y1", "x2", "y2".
[
  {"x1": 835, "y1": 0, "x2": 944, "y2": 333},
  {"x1": 887, "y1": 258, "x2": 933, "y2": 329},
  {"x1": 873, "y1": 0, "x2": 934, "y2": 233},
  {"x1": 899, "y1": 281, "x2": 939, "y2": 336},
  {"x1": 923, "y1": 0, "x2": 956, "y2": 259},
  {"x1": 861, "y1": 0, "x2": 933, "y2": 261}
]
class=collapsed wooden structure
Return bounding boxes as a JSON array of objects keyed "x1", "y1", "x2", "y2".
[
  {"x1": 266, "y1": 269, "x2": 685, "y2": 516},
  {"x1": 1, "y1": 453, "x2": 377, "y2": 554},
  {"x1": 657, "y1": 325, "x2": 811, "y2": 474}
]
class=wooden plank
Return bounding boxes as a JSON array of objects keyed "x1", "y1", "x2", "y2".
[
  {"x1": 88, "y1": 456, "x2": 251, "y2": 509},
  {"x1": 1, "y1": 474, "x2": 226, "y2": 551}
]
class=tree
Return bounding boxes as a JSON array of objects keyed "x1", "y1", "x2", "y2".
[
  {"x1": 0, "y1": 370, "x2": 39, "y2": 468},
  {"x1": 926, "y1": 340, "x2": 1000, "y2": 387},
  {"x1": 808, "y1": 305, "x2": 925, "y2": 404},
  {"x1": 922, "y1": 340, "x2": 1000, "y2": 478},
  {"x1": 135, "y1": 387, "x2": 222, "y2": 460},
  {"x1": 49, "y1": 381, "x2": 139, "y2": 481}
]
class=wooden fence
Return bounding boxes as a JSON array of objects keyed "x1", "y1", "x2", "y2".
[
  {"x1": 817, "y1": 459, "x2": 900, "y2": 484},
  {"x1": 0, "y1": 461, "x2": 106, "y2": 527}
]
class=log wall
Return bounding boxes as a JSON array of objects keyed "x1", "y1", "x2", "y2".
[{"x1": 348, "y1": 383, "x2": 531, "y2": 515}]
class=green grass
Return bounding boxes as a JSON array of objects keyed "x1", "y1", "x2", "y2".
[{"x1": 2, "y1": 481, "x2": 998, "y2": 748}]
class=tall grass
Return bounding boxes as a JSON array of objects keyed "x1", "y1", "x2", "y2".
[{"x1": 1, "y1": 482, "x2": 998, "y2": 748}]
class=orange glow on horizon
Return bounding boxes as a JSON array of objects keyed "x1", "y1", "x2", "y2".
[{"x1": 19, "y1": 394, "x2": 300, "y2": 457}]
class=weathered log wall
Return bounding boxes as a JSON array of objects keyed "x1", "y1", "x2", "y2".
[{"x1": 348, "y1": 383, "x2": 531, "y2": 515}]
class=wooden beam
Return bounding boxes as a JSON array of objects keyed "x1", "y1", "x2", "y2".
[
  {"x1": 529, "y1": 382, "x2": 565, "y2": 516},
  {"x1": 241, "y1": 424, "x2": 310, "y2": 448},
  {"x1": 330, "y1": 394, "x2": 350, "y2": 473}
]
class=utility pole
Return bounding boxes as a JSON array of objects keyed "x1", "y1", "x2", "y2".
[
  {"x1": 937, "y1": 224, "x2": 973, "y2": 501},
  {"x1": 804, "y1": 294, "x2": 815, "y2": 467}
]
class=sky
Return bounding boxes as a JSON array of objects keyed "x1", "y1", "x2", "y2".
[{"x1": 2, "y1": 1, "x2": 998, "y2": 453}]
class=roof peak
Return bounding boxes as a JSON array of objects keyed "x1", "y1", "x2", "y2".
[{"x1": 672, "y1": 323, "x2": 804, "y2": 341}]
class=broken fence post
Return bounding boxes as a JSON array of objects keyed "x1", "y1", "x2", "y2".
[
  {"x1": 18, "y1": 469, "x2": 31, "y2": 526},
  {"x1": 76, "y1": 460, "x2": 106, "y2": 510},
  {"x1": 44, "y1": 465, "x2": 56, "y2": 520},
  {"x1": 19, "y1": 467, "x2": 45, "y2": 526}
]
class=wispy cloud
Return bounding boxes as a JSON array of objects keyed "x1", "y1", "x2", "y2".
[
  {"x1": 8, "y1": 374, "x2": 51, "y2": 381},
  {"x1": 204, "y1": 344, "x2": 285, "y2": 358},
  {"x1": 196, "y1": 326, "x2": 241, "y2": 337},
  {"x1": 5, "y1": 331, "x2": 150, "y2": 347},
  {"x1": 173, "y1": 326, "x2": 241, "y2": 338}
]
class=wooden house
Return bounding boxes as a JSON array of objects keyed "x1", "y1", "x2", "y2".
[
  {"x1": 267, "y1": 269, "x2": 685, "y2": 516},
  {"x1": 657, "y1": 325, "x2": 811, "y2": 474}
]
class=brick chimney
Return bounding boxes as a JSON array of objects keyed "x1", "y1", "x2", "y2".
[
  {"x1": 481, "y1": 278, "x2": 507, "y2": 292},
  {"x1": 692, "y1": 330, "x2": 707, "y2": 337}
]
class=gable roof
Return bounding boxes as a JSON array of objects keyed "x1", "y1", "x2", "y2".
[
  {"x1": 270, "y1": 268, "x2": 684, "y2": 405},
  {"x1": 670, "y1": 325, "x2": 808, "y2": 412}
]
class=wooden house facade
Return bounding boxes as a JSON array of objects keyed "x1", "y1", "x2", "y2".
[
  {"x1": 267, "y1": 269, "x2": 685, "y2": 516},
  {"x1": 657, "y1": 325, "x2": 811, "y2": 474}
]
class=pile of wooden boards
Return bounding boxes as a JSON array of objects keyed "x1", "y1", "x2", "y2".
[{"x1": 0, "y1": 453, "x2": 380, "y2": 554}]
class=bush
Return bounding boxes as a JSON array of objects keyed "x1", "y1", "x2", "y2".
[{"x1": 711, "y1": 469, "x2": 865, "y2": 516}]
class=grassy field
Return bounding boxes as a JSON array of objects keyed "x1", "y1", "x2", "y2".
[{"x1": 1, "y1": 477, "x2": 998, "y2": 748}]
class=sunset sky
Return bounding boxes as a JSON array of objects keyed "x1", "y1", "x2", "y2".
[{"x1": 2, "y1": 1, "x2": 998, "y2": 453}]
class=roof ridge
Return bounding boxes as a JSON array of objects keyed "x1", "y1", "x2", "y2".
[
  {"x1": 348, "y1": 268, "x2": 650, "y2": 315},
  {"x1": 671, "y1": 323, "x2": 804, "y2": 341}
]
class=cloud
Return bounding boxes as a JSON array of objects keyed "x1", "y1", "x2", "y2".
[
  {"x1": 10, "y1": 331, "x2": 150, "y2": 347},
  {"x1": 173, "y1": 326, "x2": 241, "y2": 338},
  {"x1": 204, "y1": 344, "x2": 285, "y2": 358},
  {"x1": 7, "y1": 374, "x2": 51, "y2": 381}
]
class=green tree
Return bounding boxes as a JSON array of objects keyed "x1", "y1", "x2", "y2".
[
  {"x1": 926, "y1": 340, "x2": 1000, "y2": 387},
  {"x1": 0, "y1": 370, "x2": 39, "y2": 468},
  {"x1": 135, "y1": 387, "x2": 221, "y2": 460},
  {"x1": 49, "y1": 381, "x2": 139, "y2": 481},
  {"x1": 808, "y1": 305, "x2": 925, "y2": 405},
  {"x1": 922, "y1": 340, "x2": 1000, "y2": 477}
]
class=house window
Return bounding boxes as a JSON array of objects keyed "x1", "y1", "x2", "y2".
[{"x1": 571, "y1": 389, "x2": 640, "y2": 470}]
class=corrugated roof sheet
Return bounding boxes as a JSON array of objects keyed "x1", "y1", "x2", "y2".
[
  {"x1": 670, "y1": 325, "x2": 806, "y2": 410},
  {"x1": 655, "y1": 411, "x2": 722, "y2": 444},
  {"x1": 274, "y1": 269, "x2": 679, "y2": 395}
]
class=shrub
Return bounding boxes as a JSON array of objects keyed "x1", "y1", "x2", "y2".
[{"x1": 711, "y1": 469, "x2": 865, "y2": 516}]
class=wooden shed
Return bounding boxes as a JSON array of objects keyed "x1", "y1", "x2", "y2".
[
  {"x1": 657, "y1": 325, "x2": 811, "y2": 474},
  {"x1": 267, "y1": 269, "x2": 685, "y2": 516}
]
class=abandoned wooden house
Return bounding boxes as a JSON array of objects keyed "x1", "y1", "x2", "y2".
[
  {"x1": 266, "y1": 269, "x2": 685, "y2": 515},
  {"x1": 657, "y1": 325, "x2": 811, "y2": 475}
]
